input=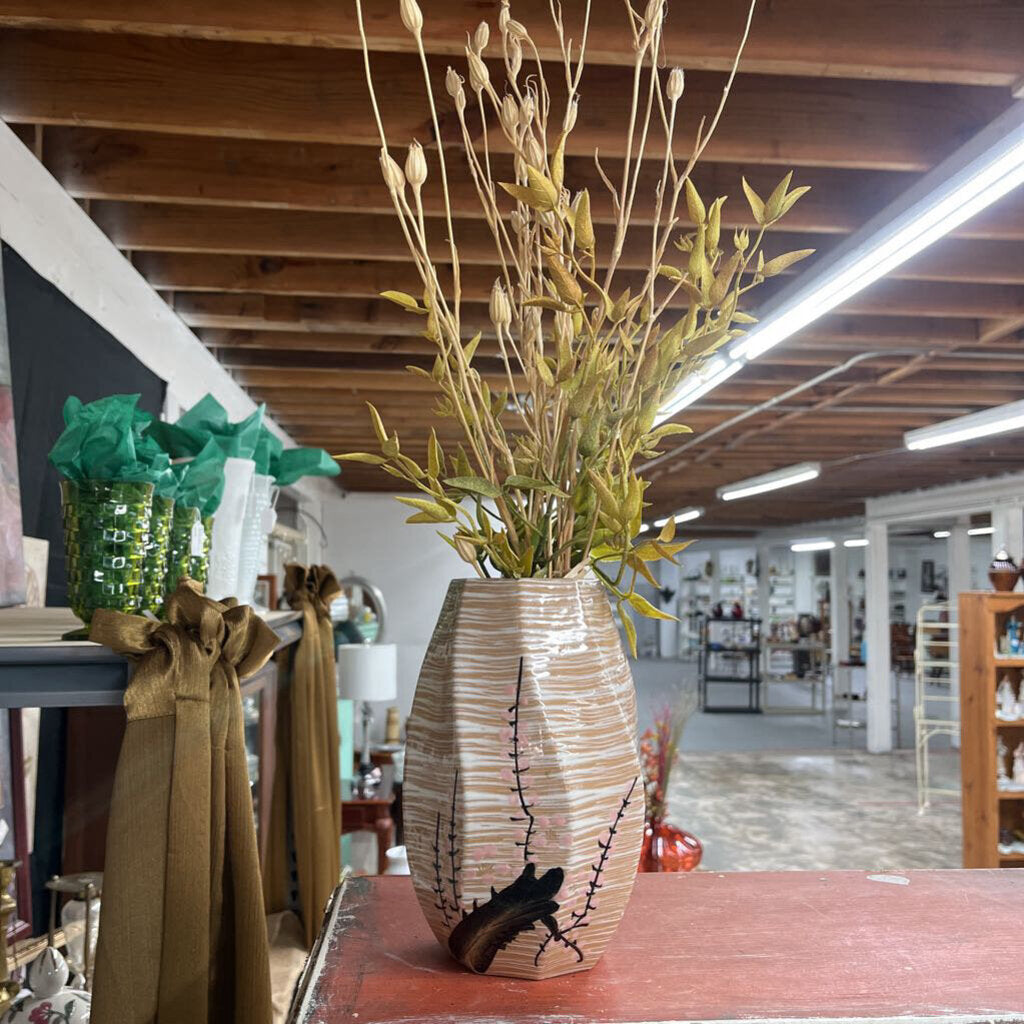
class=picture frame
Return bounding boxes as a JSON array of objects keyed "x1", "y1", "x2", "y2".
[{"x1": 255, "y1": 574, "x2": 278, "y2": 611}]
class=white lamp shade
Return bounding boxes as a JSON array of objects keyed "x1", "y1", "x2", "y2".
[{"x1": 337, "y1": 643, "x2": 397, "y2": 702}]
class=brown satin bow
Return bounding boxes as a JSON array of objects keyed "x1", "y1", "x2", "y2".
[
  {"x1": 284, "y1": 564, "x2": 341, "y2": 621},
  {"x1": 90, "y1": 578, "x2": 279, "y2": 720},
  {"x1": 87, "y1": 577, "x2": 276, "y2": 1024}
]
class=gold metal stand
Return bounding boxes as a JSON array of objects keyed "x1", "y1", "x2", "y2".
[{"x1": 0, "y1": 861, "x2": 23, "y2": 1012}]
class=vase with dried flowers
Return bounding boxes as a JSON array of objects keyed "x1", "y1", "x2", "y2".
[
  {"x1": 343, "y1": 0, "x2": 809, "y2": 978},
  {"x1": 639, "y1": 692, "x2": 703, "y2": 872}
]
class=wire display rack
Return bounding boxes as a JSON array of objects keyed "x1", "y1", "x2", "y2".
[{"x1": 913, "y1": 601, "x2": 959, "y2": 812}]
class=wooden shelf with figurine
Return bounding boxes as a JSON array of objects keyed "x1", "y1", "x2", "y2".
[{"x1": 958, "y1": 589, "x2": 1024, "y2": 868}]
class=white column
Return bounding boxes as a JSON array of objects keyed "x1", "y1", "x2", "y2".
[
  {"x1": 865, "y1": 520, "x2": 892, "y2": 753},
  {"x1": 948, "y1": 518, "x2": 971, "y2": 748},
  {"x1": 830, "y1": 541, "x2": 850, "y2": 669},
  {"x1": 992, "y1": 504, "x2": 1024, "y2": 570},
  {"x1": 658, "y1": 558, "x2": 680, "y2": 658}
]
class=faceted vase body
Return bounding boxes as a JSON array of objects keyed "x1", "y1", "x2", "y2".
[
  {"x1": 59, "y1": 479, "x2": 153, "y2": 624},
  {"x1": 405, "y1": 579, "x2": 644, "y2": 980},
  {"x1": 165, "y1": 509, "x2": 214, "y2": 596},
  {"x1": 139, "y1": 495, "x2": 174, "y2": 617}
]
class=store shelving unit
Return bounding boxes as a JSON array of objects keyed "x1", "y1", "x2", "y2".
[
  {"x1": 766, "y1": 571, "x2": 795, "y2": 634},
  {"x1": 763, "y1": 639, "x2": 828, "y2": 715},
  {"x1": 698, "y1": 617, "x2": 762, "y2": 713},
  {"x1": 959, "y1": 591, "x2": 1024, "y2": 868}
]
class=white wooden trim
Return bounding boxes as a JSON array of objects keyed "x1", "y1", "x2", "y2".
[
  {"x1": 865, "y1": 519, "x2": 892, "y2": 752},
  {"x1": 0, "y1": 122, "x2": 338, "y2": 504}
]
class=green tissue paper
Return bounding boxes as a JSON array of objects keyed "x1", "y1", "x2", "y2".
[
  {"x1": 49, "y1": 393, "x2": 168, "y2": 483},
  {"x1": 273, "y1": 447, "x2": 341, "y2": 487},
  {"x1": 178, "y1": 394, "x2": 266, "y2": 459},
  {"x1": 172, "y1": 438, "x2": 228, "y2": 517},
  {"x1": 253, "y1": 425, "x2": 284, "y2": 477}
]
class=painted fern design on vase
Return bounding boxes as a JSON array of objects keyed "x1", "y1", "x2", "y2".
[
  {"x1": 403, "y1": 579, "x2": 645, "y2": 980},
  {"x1": 535, "y1": 776, "x2": 639, "y2": 966},
  {"x1": 445, "y1": 658, "x2": 573, "y2": 973},
  {"x1": 508, "y1": 658, "x2": 536, "y2": 861}
]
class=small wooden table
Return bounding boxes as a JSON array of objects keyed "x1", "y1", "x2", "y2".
[
  {"x1": 340, "y1": 785, "x2": 394, "y2": 876},
  {"x1": 290, "y1": 870, "x2": 1024, "y2": 1023}
]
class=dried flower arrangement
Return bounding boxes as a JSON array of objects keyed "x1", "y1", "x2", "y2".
[
  {"x1": 640, "y1": 689, "x2": 698, "y2": 825},
  {"x1": 341, "y1": 0, "x2": 811, "y2": 651}
]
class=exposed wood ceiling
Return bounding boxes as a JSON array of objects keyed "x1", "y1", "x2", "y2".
[{"x1": 0, "y1": 1, "x2": 1022, "y2": 531}]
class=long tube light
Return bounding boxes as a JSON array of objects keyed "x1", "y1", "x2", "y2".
[
  {"x1": 717, "y1": 461, "x2": 821, "y2": 502},
  {"x1": 933, "y1": 530, "x2": 951, "y2": 539},
  {"x1": 731, "y1": 100, "x2": 1024, "y2": 363},
  {"x1": 968, "y1": 526, "x2": 994, "y2": 536},
  {"x1": 904, "y1": 398, "x2": 1024, "y2": 451},
  {"x1": 843, "y1": 538, "x2": 869, "y2": 548},
  {"x1": 791, "y1": 539, "x2": 835, "y2": 552},
  {"x1": 654, "y1": 358, "x2": 743, "y2": 424},
  {"x1": 653, "y1": 100, "x2": 1024, "y2": 419},
  {"x1": 654, "y1": 506, "x2": 704, "y2": 527}
]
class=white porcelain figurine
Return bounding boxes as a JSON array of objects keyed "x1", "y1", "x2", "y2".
[
  {"x1": 997, "y1": 737, "x2": 1010, "y2": 788},
  {"x1": 5, "y1": 946, "x2": 91, "y2": 1023},
  {"x1": 997, "y1": 677, "x2": 1017, "y2": 720},
  {"x1": 1013, "y1": 742, "x2": 1024, "y2": 789}
]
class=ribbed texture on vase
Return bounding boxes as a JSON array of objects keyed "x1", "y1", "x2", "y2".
[{"x1": 405, "y1": 578, "x2": 644, "y2": 980}]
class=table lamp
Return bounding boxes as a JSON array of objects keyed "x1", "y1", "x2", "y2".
[{"x1": 337, "y1": 643, "x2": 397, "y2": 797}]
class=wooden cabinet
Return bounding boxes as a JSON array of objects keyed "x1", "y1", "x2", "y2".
[{"x1": 958, "y1": 590, "x2": 1024, "y2": 868}]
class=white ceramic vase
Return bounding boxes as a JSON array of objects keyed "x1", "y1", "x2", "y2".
[
  {"x1": 236, "y1": 473, "x2": 276, "y2": 607},
  {"x1": 205, "y1": 456, "x2": 255, "y2": 601},
  {"x1": 404, "y1": 578, "x2": 644, "y2": 980}
]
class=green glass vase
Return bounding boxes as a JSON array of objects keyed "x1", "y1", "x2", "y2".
[
  {"x1": 166, "y1": 504, "x2": 199, "y2": 594},
  {"x1": 140, "y1": 495, "x2": 174, "y2": 617},
  {"x1": 191, "y1": 515, "x2": 215, "y2": 588},
  {"x1": 60, "y1": 479, "x2": 153, "y2": 626}
]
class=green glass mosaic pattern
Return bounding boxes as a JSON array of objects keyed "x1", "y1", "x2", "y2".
[
  {"x1": 60, "y1": 479, "x2": 153, "y2": 625},
  {"x1": 140, "y1": 495, "x2": 174, "y2": 617},
  {"x1": 166, "y1": 504, "x2": 200, "y2": 594}
]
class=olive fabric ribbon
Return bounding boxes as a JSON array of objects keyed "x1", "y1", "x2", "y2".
[
  {"x1": 270, "y1": 564, "x2": 343, "y2": 949},
  {"x1": 89, "y1": 579, "x2": 277, "y2": 1024}
]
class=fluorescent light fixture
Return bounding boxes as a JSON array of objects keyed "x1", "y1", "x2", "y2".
[
  {"x1": 933, "y1": 530, "x2": 951, "y2": 539},
  {"x1": 717, "y1": 462, "x2": 821, "y2": 502},
  {"x1": 904, "y1": 399, "x2": 1024, "y2": 451},
  {"x1": 843, "y1": 538, "x2": 869, "y2": 548},
  {"x1": 654, "y1": 357, "x2": 744, "y2": 425},
  {"x1": 654, "y1": 507, "x2": 704, "y2": 528},
  {"x1": 791, "y1": 539, "x2": 835, "y2": 552},
  {"x1": 726, "y1": 99, "x2": 1024, "y2": 364},
  {"x1": 968, "y1": 526, "x2": 994, "y2": 536}
]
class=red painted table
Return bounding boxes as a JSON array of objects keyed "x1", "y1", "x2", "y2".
[{"x1": 289, "y1": 871, "x2": 1024, "y2": 1023}]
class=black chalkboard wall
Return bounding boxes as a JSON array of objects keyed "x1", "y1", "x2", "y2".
[
  {"x1": 3, "y1": 242, "x2": 166, "y2": 930},
  {"x1": 4, "y1": 242, "x2": 166, "y2": 606}
]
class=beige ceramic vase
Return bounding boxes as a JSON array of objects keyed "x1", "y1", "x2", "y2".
[{"x1": 404, "y1": 578, "x2": 645, "y2": 979}]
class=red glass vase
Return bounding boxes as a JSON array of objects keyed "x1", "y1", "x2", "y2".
[{"x1": 639, "y1": 820, "x2": 702, "y2": 872}]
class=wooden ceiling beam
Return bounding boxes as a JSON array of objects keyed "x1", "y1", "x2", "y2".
[
  {"x1": 87, "y1": 202, "x2": 840, "y2": 263},
  {"x1": 0, "y1": 30, "x2": 1010, "y2": 170},
  {"x1": 1, "y1": 0, "x2": 1019, "y2": 86},
  {"x1": 39, "y1": 126, "x2": 911, "y2": 233},
  {"x1": 168, "y1": 279, "x2": 1024, "y2": 335},
  {"x1": 39, "y1": 125, "x2": 1024, "y2": 244},
  {"x1": 134, "y1": 240, "x2": 1024, "y2": 304}
]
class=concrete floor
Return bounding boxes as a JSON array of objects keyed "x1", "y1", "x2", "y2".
[{"x1": 633, "y1": 657, "x2": 962, "y2": 872}]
